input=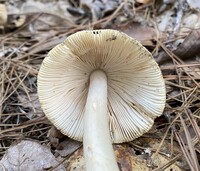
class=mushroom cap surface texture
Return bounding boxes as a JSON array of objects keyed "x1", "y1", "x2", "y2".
[{"x1": 38, "y1": 29, "x2": 166, "y2": 143}]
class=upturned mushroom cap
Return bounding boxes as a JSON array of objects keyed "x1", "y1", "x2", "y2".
[{"x1": 38, "y1": 29, "x2": 166, "y2": 143}]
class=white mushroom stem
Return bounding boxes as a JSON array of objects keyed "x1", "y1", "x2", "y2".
[{"x1": 83, "y1": 70, "x2": 119, "y2": 171}]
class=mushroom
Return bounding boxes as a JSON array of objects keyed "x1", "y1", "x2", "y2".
[{"x1": 38, "y1": 29, "x2": 166, "y2": 171}]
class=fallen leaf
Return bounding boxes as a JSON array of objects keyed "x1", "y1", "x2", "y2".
[
  {"x1": 134, "y1": 138, "x2": 186, "y2": 170},
  {"x1": 180, "y1": 13, "x2": 200, "y2": 34},
  {"x1": 21, "y1": 0, "x2": 72, "y2": 19},
  {"x1": 17, "y1": 93, "x2": 41, "y2": 119},
  {"x1": 157, "y1": 29, "x2": 200, "y2": 66},
  {"x1": 115, "y1": 145, "x2": 148, "y2": 171},
  {"x1": 80, "y1": 0, "x2": 119, "y2": 22},
  {"x1": 157, "y1": 10, "x2": 174, "y2": 32},
  {"x1": 117, "y1": 22, "x2": 156, "y2": 46},
  {"x1": 152, "y1": 153, "x2": 182, "y2": 171},
  {"x1": 67, "y1": 149, "x2": 85, "y2": 171},
  {"x1": 173, "y1": 29, "x2": 200, "y2": 61},
  {"x1": 186, "y1": 0, "x2": 200, "y2": 10},
  {"x1": 56, "y1": 139, "x2": 82, "y2": 157},
  {"x1": 0, "y1": 140, "x2": 66, "y2": 171},
  {"x1": 4, "y1": 1, "x2": 74, "y2": 33},
  {"x1": 47, "y1": 126, "x2": 65, "y2": 147}
]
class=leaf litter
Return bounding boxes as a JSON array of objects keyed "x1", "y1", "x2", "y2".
[
  {"x1": 0, "y1": 140, "x2": 65, "y2": 171},
  {"x1": 0, "y1": 0, "x2": 200, "y2": 170}
]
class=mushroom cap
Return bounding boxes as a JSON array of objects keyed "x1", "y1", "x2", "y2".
[{"x1": 38, "y1": 29, "x2": 166, "y2": 143}]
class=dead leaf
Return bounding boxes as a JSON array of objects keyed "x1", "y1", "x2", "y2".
[
  {"x1": 26, "y1": 13, "x2": 73, "y2": 33},
  {"x1": 152, "y1": 153, "x2": 183, "y2": 171},
  {"x1": 47, "y1": 126, "x2": 65, "y2": 147},
  {"x1": 117, "y1": 22, "x2": 156, "y2": 46},
  {"x1": 157, "y1": 29, "x2": 200, "y2": 65},
  {"x1": 157, "y1": 10, "x2": 174, "y2": 32},
  {"x1": 80, "y1": 0, "x2": 119, "y2": 22},
  {"x1": 3, "y1": 1, "x2": 74, "y2": 33},
  {"x1": 115, "y1": 145, "x2": 148, "y2": 171},
  {"x1": 21, "y1": 0, "x2": 72, "y2": 20},
  {"x1": 134, "y1": 138, "x2": 186, "y2": 170},
  {"x1": 27, "y1": 36, "x2": 67, "y2": 55},
  {"x1": 186, "y1": 0, "x2": 200, "y2": 10},
  {"x1": 17, "y1": 93, "x2": 41, "y2": 119},
  {"x1": 0, "y1": 140, "x2": 66, "y2": 171},
  {"x1": 56, "y1": 139, "x2": 82, "y2": 157},
  {"x1": 173, "y1": 29, "x2": 200, "y2": 60},
  {"x1": 67, "y1": 148, "x2": 85, "y2": 171},
  {"x1": 180, "y1": 13, "x2": 200, "y2": 33}
]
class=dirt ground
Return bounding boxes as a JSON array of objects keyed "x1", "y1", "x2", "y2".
[{"x1": 0, "y1": 0, "x2": 200, "y2": 170}]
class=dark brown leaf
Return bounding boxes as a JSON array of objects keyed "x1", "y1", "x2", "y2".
[
  {"x1": 117, "y1": 22, "x2": 156, "y2": 46},
  {"x1": 157, "y1": 29, "x2": 200, "y2": 64},
  {"x1": 56, "y1": 139, "x2": 82, "y2": 157}
]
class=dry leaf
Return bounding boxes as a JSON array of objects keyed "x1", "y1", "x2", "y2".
[
  {"x1": 186, "y1": 0, "x2": 200, "y2": 10},
  {"x1": 152, "y1": 153, "x2": 182, "y2": 171},
  {"x1": 3, "y1": 0, "x2": 73, "y2": 33},
  {"x1": 80, "y1": 0, "x2": 119, "y2": 21},
  {"x1": 56, "y1": 139, "x2": 82, "y2": 157},
  {"x1": 180, "y1": 13, "x2": 200, "y2": 33},
  {"x1": 157, "y1": 29, "x2": 200, "y2": 65},
  {"x1": 20, "y1": 0, "x2": 72, "y2": 19},
  {"x1": 157, "y1": 10, "x2": 174, "y2": 32},
  {"x1": 47, "y1": 126, "x2": 65, "y2": 147},
  {"x1": 115, "y1": 145, "x2": 148, "y2": 171},
  {"x1": 0, "y1": 140, "x2": 66, "y2": 171},
  {"x1": 17, "y1": 93, "x2": 41, "y2": 119},
  {"x1": 134, "y1": 138, "x2": 185, "y2": 170},
  {"x1": 67, "y1": 149, "x2": 85, "y2": 171},
  {"x1": 173, "y1": 29, "x2": 200, "y2": 60},
  {"x1": 118, "y1": 22, "x2": 156, "y2": 46}
]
